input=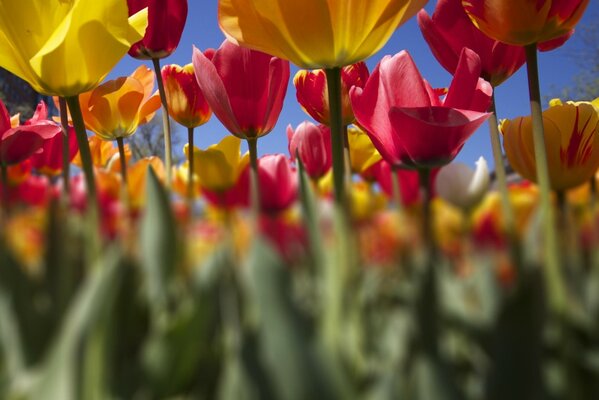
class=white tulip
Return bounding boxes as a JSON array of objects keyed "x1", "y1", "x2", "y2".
[{"x1": 435, "y1": 156, "x2": 490, "y2": 211}]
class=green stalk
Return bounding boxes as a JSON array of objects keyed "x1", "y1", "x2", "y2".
[
  {"x1": 152, "y1": 57, "x2": 173, "y2": 186},
  {"x1": 116, "y1": 137, "x2": 128, "y2": 186},
  {"x1": 187, "y1": 127, "x2": 195, "y2": 203},
  {"x1": 391, "y1": 167, "x2": 404, "y2": 212},
  {"x1": 524, "y1": 44, "x2": 566, "y2": 314},
  {"x1": 58, "y1": 97, "x2": 71, "y2": 194},
  {"x1": 325, "y1": 68, "x2": 347, "y2": 211},
  {"x1": 247, "y1": 137, "x2": 260, "y2": 219},
  {"x1": 418, "y1": 168, "x2": 433, "y2": 253},
  {"x1": 65, "y1": 95, "x2": 97, "y2": 208},
  {"x1": 1, "y1": 163, "x2": 8, "y2": 216}
]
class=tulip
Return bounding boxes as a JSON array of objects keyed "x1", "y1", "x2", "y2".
[
  {"x1": 435, "y1": 156, "x2": 490, "y2": 212},
  {"x1": 127, "y1": 0, "x2": 188, "y2": 60},
  {"x1": 256, "y1": 154, "x2": 298, "y2": 214},
  {"x1": 193, "y1": 40, "x2": 290, "y2": 212},
  {"x1": 0, "y1": 0, "x2": 147, "y2": 97},
  {"x1": 418, "y1": 0, "x2": 525, "y2": 87},
  {"x1": 351, "y1": 48, "x2": 492, "y2": 169},
  {"x1": 287, "y1": 122, "x2": 332, "y2": 180},
  {"x1": 218, "y1": 0, "x2": 427, "y2": 69},
  {"x1": 370, "y1": 161, "x2": 422, "y2": 207},
  {"x1": 502, "y1": 99, "x2": 599, "y2": 191},
  {"x1": 294, "y1": 63, "x2": 369, "y2": 125},
  {"x1": 462, "y1": 0, "x2": 589, "y2": 47},
  {"x1": 346, "y1": 126, "x2": 382, "y2": 178},
  {"x1": 162, "y1": 64, "x2": 211, "y2": 129},
  {"x1": 73, "y1": 136, "x2": 132, "y2": 170}
]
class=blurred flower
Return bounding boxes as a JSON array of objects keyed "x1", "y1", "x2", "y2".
[
  {"x1": 0, "y1": 0, "x2": 147, "y2": 96},
  {"x1": 350, "y1": 181, "x2": 387, "y2": 222},
  {"x1": 294, "y1": 62, "x2": 369, "y2": 125},
  {"x1": 287, "y1": 122, "x2": 331, "y2": 180},
  {"x1": 73, "y1": 136, "x2": 131, "y2": 169},
  {"x1": 462, "y1": 0, "x2": 588, "y2": 47},
  {"x1": 127, "y1": 0, "x2": 188, "y2": 59},
  {"x1": 172, "y1": 162, "x2": 200, "y2": 200},
  {"x1": 218, "y1": 0, "x2": 427, "y2": 68},
  {"x1": 370, "y1": 161, "x2": 421, "y2": 207},
  {"x1": 80, "y1": 66, "x2": 161, "y2": 140},
  {"x1": 4, "y1": 208, "x2": 46, "y2": 275},
  {"x1": 162, "y1": 63, "x2": 212, "y2": 128},
  {"x1": 418, "y1": 0, "x2": 526, "y2": 86},
  {"x1": 501, "y1": 99, "x2": 599, "y2": 191},
  {"x1": 257, "y1": 154, "x2": 298, "y2": 214},
  {"x1": 192, "y1": 40, "x2": 289, "y2": 140},
  {"x1": 435, "y1": 156, "x2": 490, "y2": 212},
  {"x1": 126, "y1": 157, "x2": 165, "y2": 209},
  {"x1": 347, "y1": 125, "x2": 382, "y2": 178},
  {"x1": 0, "y1": 99, "x2": 61, "y2": 166},
  {"x1": 351, "y1": 48, "x2": 492, "y2": 168}
]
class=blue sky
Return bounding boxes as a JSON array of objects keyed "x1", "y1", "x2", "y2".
[{"x1": 111, "y1": 1, "x2": 599, "y2": 169}]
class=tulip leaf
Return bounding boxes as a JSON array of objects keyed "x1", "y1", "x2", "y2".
[
  {"x1": 141, "y1": 166, "x2": 178, "y2": 318},
  {"x1": 246, "y1": 237, "x2": 340, "y2": 400},
  {"x1": 0, "y1": 288, "x2": 25, "y2": 381},
  {"x1": 296, "y1": 157, "x2": 325, "y2": 270},
  {"x1": 11, "y1": 249, "x2": 124, "y2": 400}
]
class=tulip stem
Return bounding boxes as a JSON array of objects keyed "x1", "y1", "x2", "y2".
[
  {"x1": 187, "y1": 127, "x2": 195, "y2": 204},
  {"x1": 391, "y1": 167, "x2": 404, "y2": 212},
  {"x1": 525, "y1": 44, "x2": 566, "y2": 314},
  {"x1": 418, "y1": 168, "x2": 434, "y2": 254},
  {"x1": 116, "y1": 137, "x2": 128, "y2": 186},
  {"x1": 325, "y1": 68, "x2": 347, "y2": 212},
  {"x1": 65, "y1": 96, "x2": 97, "y2": 210},
  {"x1": 247, "y1": 137, "x2": 260, "y2": 218},
  {"x1": 342, "y1": 125, "x2": 352, "y2": 186},
  {"x1": 58, "y1": 97, "x2": 71, "y2": 194},
  {"x1": 152, "y1": 58, "x2": 173, "y2": 187},
  {"x1": 489, "y1": 91, "x2": 522, "y2": 271},
  {"x1": 0, "y1": 164, "x2": 8, "y2": 215}
]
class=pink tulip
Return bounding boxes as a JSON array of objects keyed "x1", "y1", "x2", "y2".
[
  {"x1": 127, "y1": 0, "x2": 188, "y2": 59},
  {"x1": 350, "y1": 48, "x2": 492, "y2": 169},
  {"x1": 294, "y1": 62, "x2": 369, "y2": 125},
  {"x1": 0, "y1": 100, "x2": 61, "y2": 166},
  {"x1": 192, "y1": 40, "x2": 290, "y2": 140},
  {"x1": 257, "y1": 154, "x2": 297, "y2": 213},
  {"x1": 287, "y1": 122, "x2": 332, "y2": 180}
]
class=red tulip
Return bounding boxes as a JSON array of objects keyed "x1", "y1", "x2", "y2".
[
  {"x1": 161, "y1": 63, "x2": 212, "y2": 128},
  {"x1": 294, "y1": 62, "x2": 369, "y2": 125},
  {"x1": 350, "y1": 48, "x2": 492, "y2": 168},
  {"x1": 192, "y1": 40, "x2": 290, "y2": 140},
  {"x1": 127, "y1": 0, "x2": 188, "y2": 59},
  {"x1": 257, "y1": 154, "x2": 298, "y2": 213},
  {"x1": 418, "y1": 0, "x2": 525, "y2": 87},
  {"x1": 287, "y1": 122, "x2": 332, "y2": 180},
  {"x1": 0, "y1": 100, "x2": 61, "y2": 166},
  {"x1": 26, "y1": 102, "x2": 79, "y2": 175},
  {"x1": 371, "y1": 160, "x2": 439, "y2": 206}
]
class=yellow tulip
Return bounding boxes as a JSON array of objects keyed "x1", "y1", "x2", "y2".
[
  {"x1": 185, "y1": 136, "x2": 249, "y2": 192},
  {"x1": 218, "y1": 0, "x2": 428, "y2": 68},
  {"x1": 347, "y1": 125, "x2": 382, "y2": 175},
  {"x1": 502, "y1": 99, "x2": 599, "y2": 191},
  {"x1": 0, "y1": 0, "x2": 148, "y2": 96},
  {"x1": 80, "y1": 66, "x2": 161, "y2": 141}
]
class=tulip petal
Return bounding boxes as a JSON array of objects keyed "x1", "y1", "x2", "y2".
[{"x1": 444, "y1": 48, "x2": 483, "y2": 110}]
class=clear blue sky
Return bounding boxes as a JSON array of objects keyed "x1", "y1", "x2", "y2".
[{"x1": 110, "y1": 1, "x2": 599, "y2": 169}]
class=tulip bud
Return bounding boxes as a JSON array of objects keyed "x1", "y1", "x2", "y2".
[
  {"x1": 287, "y1": 122, "x2": 331, "y2": 180},
  {"x1": 162, "y1": 63, "x2": 212, "y2": 128},
  {"x1": 435, "y1": 156, "x2": 490, "y2": 211},
  {"x1": 294, "y1": 62, "x2": 369, "y2": 125},
  {"x1": 257, "y1": 154, "x2": 298, "y2": 213}
]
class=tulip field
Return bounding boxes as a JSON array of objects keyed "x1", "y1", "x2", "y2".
[{"x1": 2, "y1": 0, "x2": 599, "y2": 399}]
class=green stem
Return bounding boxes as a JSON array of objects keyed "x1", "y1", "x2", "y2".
[
  {"x1": 152, "y1": 58, "x2": 173, "y2": 186},
  {"x1": 247, "y1": 137, "x2": 260, "y2": 218},
  {"x1": 418, "y1": 168, "x2": 434, "y2": 254},
  {"x1": 342, "y1": 125, "x2": 352, "y2": 186},
  {"x1": 65, "y1": 96, "x2": 97, "y2": 208},
  {"x1": 525, "y1": 44, "x2": 565, "y2": 313},
  {"x1": 1, "y1": 164, "x2": 8, "y2": 216},
  {"x1": 391, "y1": 166, "x2": 404, "y2": 212},
  {"x1": 590, "y1": 175, "x2": 597, "y2": 209},
  {"x1": 325, "y1": 68, "x2": 347, "y2": 211},
  {"x1": 58, "y1": 97, "x2": 71, "y2": 194},
  {"x1": 116, "y1": 137, "x2": 128, "y2": 186},
  {"x1": 187, "y1": 127, "x2": 195, "y2": 203}
]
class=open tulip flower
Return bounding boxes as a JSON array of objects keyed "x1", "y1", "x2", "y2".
[
  {"x1": 0, "y1": 0, "x2": 147, "y2": 97},
  {"x1": 127, "y1": 0, "x2": 188, "y2": 60},
  {"x1": 162, "y1": 63, "x2": 212, "y2": 129},
  {"x1": 294, "y1": 62, "x2": 369, "y2": 125},
  {"x1": 193, "y1": 40, "x2": 290, "y2": 140},
  {"x1": 418, "y1": 0, "x2": 526, "y2": 87},
  {"x1": 79, "y1": 65, "x2": 160, "y2": 141},
  {"x1": 351, "y1": 48, "x2": 492, "y2": 169},
  {"x1": 0, "y1": 99, "x2": 61, "y2": 167},
  {"x1": 218, "y1": 0, "x2": 427, "y2": 69},
  {"x1": 462, "y1": 0, "x2": 589, "y2": 47},
  {"x1": 287, "y1": 122, "x2": 332, "y2": 180},
  {"x1": 435, "y1": 156, "x2": 490, "y2": 212},
  {"x1": 502, "y1": 99, "x2": 599, "y2": 191}
]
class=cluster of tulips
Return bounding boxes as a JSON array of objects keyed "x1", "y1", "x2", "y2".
[{"x1": 1, "y1": 0, "x2": 599, "y2": 399}]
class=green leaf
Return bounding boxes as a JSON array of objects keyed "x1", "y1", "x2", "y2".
[
  {"x1": 0, "y1": 289, "x2": 25, "y2": 381},
  {"x1": 140, "y1": 166, "x2": 178, "y2": 318},
  {"x1": 246, "y1": 238, "x2": 341, "y2": 400},
  {"x1": 9, "y1": 250, "x2": 124, "y2": 400}
]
